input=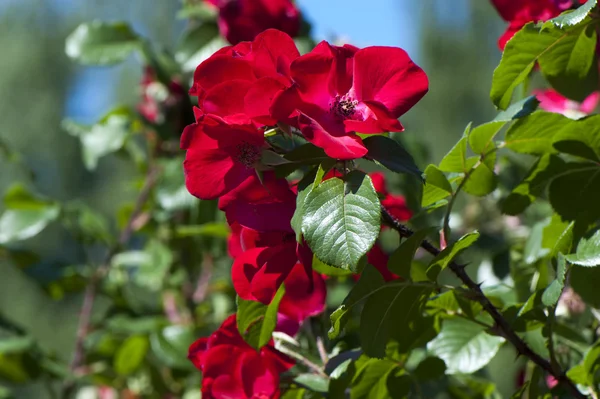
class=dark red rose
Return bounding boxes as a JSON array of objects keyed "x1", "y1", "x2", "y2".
[
  {"x1": 188, "y1": 315, "x2": 294, "y2": 399},
  {"x1": 272, "y1": 41, "x2": 428, "y2": 159},
  {"x1": 205, "y1": 0, "x2": 301, "y2": 45},
  {"x1": 182, "y1": 114, "x2": 266, "y2": 200},
  {"x1": 189, "y1": 29, "x2": 300, "y2": 126}
]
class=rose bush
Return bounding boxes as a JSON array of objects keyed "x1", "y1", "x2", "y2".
[{"x1": 4, "y1": 0, "x2": 600, "y2": 398}]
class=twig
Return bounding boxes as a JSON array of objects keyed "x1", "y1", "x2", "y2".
[
  {"x1": 61, "y1": 167, "x2": 159, "y2": 398},
  {"x1": 380, "y1": 206, "x2": 586, "y2": 399}
]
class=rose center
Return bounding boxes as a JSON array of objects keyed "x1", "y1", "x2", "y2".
[
  {"x1": 236, "y1": 142, "x2": 261, "y2": 168},
  {"x1": 330, "y1": 95, "x2": 358, "y2": 119}
]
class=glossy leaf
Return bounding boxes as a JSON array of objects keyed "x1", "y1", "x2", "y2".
[
  {"x1": 388, "y1": 228, "x2": 436, "y2": 280},
  {"x1": 542, "y1": 254, "x2": 568, "y2": 307},
  {"x1": 363, "y1": 135, "x2": 423, "y2": 179},
  {"x1": 550, "y1": 0, "x2": 597, "y2": 27},
  {"x1": 302, "y1": 171, "x2": 381, "y2": 271},
  {"x1": 237, "y1": 284, "x2": 285, "y2": 349},
  {"x1": 422, "y1": 164, "x2": 453, "y2": 207},
  {"x1": 427, "y1": 318, "x2": 505, "y2": 374},
  {"x1": 566, "y1": 229, "x2": 600, "y2": 267},
  {"x1": 468, "y1": 121, "x2": 506, "y2": 154},
  {"x1": 428, "y1": 232, "x2": 480, "y2": 279},
  {"x1": 503, "y1": 112, "x2": 572, "y2": 155}
]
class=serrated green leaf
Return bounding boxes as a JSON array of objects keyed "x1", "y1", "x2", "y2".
[
  {"x1": 548, "y1": 164, "x2": 600, "y2": 225},
  {"x1": 439, "y1": 137, "x2": 468, "y2": 173},
  {"x1": 388, "y1": 228, "x2": 436, "y2": 280},
  {"x1": 294, "y1": 374, "x2": 329, "y2": 393},
  {"x1": 542, "y1": 254, "x2": 568, "y2": 307},
  {"x1": 491, "y1": 22, "x2": 597, "y2": 109},
  {"x1": 312, "y1": 255, "x2": 353, "y2": 277},
  {"x1": 350, "y1": 357, "x2": 402, "y2": 399},
  {"x1": 553, "y1": 114, "x2": 600, "y2": 161},
  {"x1": 566, "y1": 229, "x2": 600, "y2": 266},
  {"x1": 567, "y1": 341, "x2": 600, "y2": 386},
  {"x1": 493, "y1": 96, "x2": 540, "y2": 122},
  {"x1": 502, "y1": 154, "x2": 568, "y2": 215},
  {"x1": 0, "y1": 337, "x2": 34, "y2": 355},
  {"x1": 114, "y1": 335, "x2": 149, "y2": 375},
  {"x1": 329, "y1": 265, "x2": 385, "y2": 339},
  {"x1": 65, "y1": 21, "x2": 141, "y2": 65},
  {"x1": 237, "y1": 284, "x2": 285, "y2": 350},
  {"x1": 542, "y1": 215, "x2": 574, "y2": 257},
  {"x1": 463, "y1": 163, "x2": 497, "y2": 197},
  {"x1": 503, "y1": 112, "x2": 572, "y2": 155},
  {"x1": 551, "y1": 0, "x2": 597, "y2": 27},
  {"x1": 363, "y1": 135, "x2": 423, "y2": 179},
  {"x1": 422, "y1": 164, "x2": 453, "y2": 207},
  {"x1": 469, "y1": 122, "x2": 506, "y2": 154},
  {"x1": 427, "y1": 318, "x2": 505, "y2": 374},
  {"x1": 302, "y1": 171, "x2": 381, "y2": 271},
  {"x1": 360, "y1": 282, "x2": 433, "y2": 358},
  {"x1": 428, "y1": 232, "x2": 480, "y2": 279}
]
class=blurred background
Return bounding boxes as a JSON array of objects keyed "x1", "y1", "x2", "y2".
[{"x1": 0, "y1": 0, "x2": 515, "y2": 397}]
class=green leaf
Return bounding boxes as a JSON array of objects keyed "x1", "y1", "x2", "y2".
[
  {"x1": 469, "y1": 122, "x2": 506, "y2": 154},
  {"x1": 491, "y1": 22, "x2": 597, "y2": 109},
  {"x1": 427, "y1": 318, "x2": 505, "y2": 374},
  {"x1": 156, "y1": 157, "x2": 196, "y2": 211},
  {"x1": 502, "y1": 154, "x2": 568, "y2": 215},
  {"x1": 65, "y1": 21, "x2": 141, "y2": 65},
  {"x1": 548, "y1": 164, "x2": 600, "y2": 225},
  {"x1": 524, "y1": 220, "x2": 550, "y2": 264},
  {"x1": 504, "y1": 112, "x2": 572, "y2": 155},
  {"x1": 301, "y1": 171, "x2": 381, "y2": 271},
  {"x1": 363, "y1": 135, "x2": 423, "y2": 179},
  {"x1": 542, "y1": 215, "x2": 574, "y2": 257},
  {"x1": 493, "y1": 96, "x2": 540, "y2": 122},
  {"x1": 312, "y1": 256, "x2": 353, "y2": 277},
  {"x1": 422, "y1": 164, "x2": 453, "y2": 207},
  {"x1": 114, "y1": 335, "x2": 149, "y2": 375},
  {"x1": 329, "y1": 265, "x2": 385, "y2": 339},
  {"x1": 542, "y1": 254, "x2": 569, "y2": 307},
  {"x1": 566, "y1": 229, "x2": 600, "y2": 266},
  {"x1": 553, "y1": 114, "x2": 600, "y2": 161},
  {"x1": 427, "y1": 232, "x2": 480, "y2": 279},
  {"x1": 149, "y1": 326, "x2": 195, "y2": 370},
  {"x1": 328, "y1": 359, "x2": 355, "y2": 398},
  {"x1": 0, "y1": 337, "x2": 34, "y2": 355},
  {"x1": 175, "y1": 22, "x2": 220, "y2": 65},
  {"x1": 237, "y1": 284, "x2": 285, "y2": 349},
  {"x1": 439, "y1": 137, "x2": 468, "y2": 173},
  {"x1": 539, "y1": 23, "x2": 598, "y2": 102},
  {"x1": 388, "y1": 228, "x2": 436, "y2": 280},
  {"x1": 414, "y1": 357, "x2": 447, "y2": 381},
  {"x1": 567, "y1": 341, "x2": 600, "y2": 387},
  {"x1": 0, "y1": 184, "x2": 60, "y2": 244},
  {"x1": 550, "y1": 0, "x2": 597, "y2": 27},
  {"x1": 360, "y1": 282, "x2": 433, "y2": 358},
  {"x1": 64, "y1": 108, "x2": 131, "y2": 170},
  {"x1": 291, "y1": 168, "x2": 318, "y2": 241},
  {"x1": 462, "y1": 163, "x2": 497, "y2": 197},
  {"x1": 351, "y1": 357, "x2": 404, "y2": 399},
  {"x1": 294, "y1": 374, "x2": 329, "y2": 393}
]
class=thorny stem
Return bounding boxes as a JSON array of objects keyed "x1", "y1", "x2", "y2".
[
  {"x1": 61, "y1": 167, "x2": 160, "y2": 398},
  {"x1": 381, "y1": 206, "x2": 586, "y2": 399}
]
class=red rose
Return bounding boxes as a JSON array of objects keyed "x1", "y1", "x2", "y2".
[
  {"x1": 205, "y1": 0, "x2": 301, "y2": 45},
  {"x1": 491, "y1": 0, "x2": 571, "y2": 49},
  {"x1": 189, "y1": 29, "x2": 300, "y2": 126},
  {"x1": 188, "y1": 315, "x2": 294, "y2": 399},
  {"x1": 182, "y1": 113, "x2": 266, "y2": 200},
  {"x1": 272, "y1": 42, "x2": 428, "y2": 159}
]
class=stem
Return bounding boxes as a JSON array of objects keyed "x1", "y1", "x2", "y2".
[
  {"x1": 381, "y1": 206, "x2": 585, "y2": 399},
  {"x1": 442, "y1": 164, "x2": 475, "y2": 243},
  {"x1": 61, "y1": 167, "x2": 160, "y2": 398}
]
